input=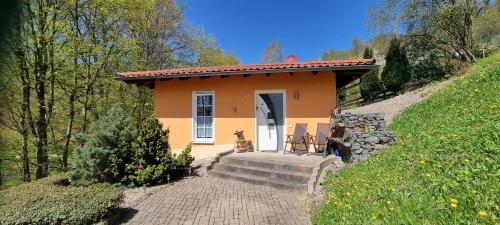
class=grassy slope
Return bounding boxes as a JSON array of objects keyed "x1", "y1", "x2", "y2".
[{"x1": 313, "y1": 53, "x2": 499, "y2": 224}]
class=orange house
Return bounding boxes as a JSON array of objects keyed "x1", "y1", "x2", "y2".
[{"x1": 117, "y1": 55, "x2": 377, "y2": 151}]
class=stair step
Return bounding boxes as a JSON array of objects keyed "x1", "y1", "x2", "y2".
[
  {"x1": 208, "y1": 169, "x2": 307, "y2": 191},
  {"x1": 219, "y1": 157, "x2": 314, "y2": 173},
  {"x1": 213, "y1": 163, "x2": 310, "y2": 183}
]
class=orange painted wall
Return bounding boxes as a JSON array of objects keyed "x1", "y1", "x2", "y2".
[{"x1": 154, "y1": 71, "x2": 337, "y2": 149}]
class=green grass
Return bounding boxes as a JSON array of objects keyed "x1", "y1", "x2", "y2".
[{"x1": 313, "y1": 53, "x2": 500, "y2": 224}]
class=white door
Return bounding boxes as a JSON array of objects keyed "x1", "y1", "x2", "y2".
[{"x1": 256, "y1": 92, "x2": 284, "y2": 151}]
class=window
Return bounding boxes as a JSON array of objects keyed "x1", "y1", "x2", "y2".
[{"x1": 193, "y1": 92, "x2": 214, "y2": 143}]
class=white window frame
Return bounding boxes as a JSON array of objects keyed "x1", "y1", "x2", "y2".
[{"x1": 192, "y1": 91, "x2": 215, "y2": 144}]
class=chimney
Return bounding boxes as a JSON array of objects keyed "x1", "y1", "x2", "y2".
[{"x1": 284, "y1": 54, "x2": 298, "y2": 63}]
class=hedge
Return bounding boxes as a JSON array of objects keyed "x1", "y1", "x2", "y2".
[{"x1": 0, "y1": 173, "x2": 123, "y2": 225}]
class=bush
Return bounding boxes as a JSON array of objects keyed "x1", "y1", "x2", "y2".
[
  {"x1": 173, "y1": 144, "x2": 194, "y2": 172},
  {"x1": 70, "y1": 104, "x2": 136, "y2": 185},
  {"x1": 381, "y1": 38, "x2": 411, "y2": 93},
  {"x1": 313, "y1": 52, "x2": 500, "y2": 224},
  {"x1": 127, "y1": 115, "x2": 174, "y2": 185},
  {"x1": 411, "y1": 53, "x2": 450, "y2": 80},
  {"x1": 71, "y1": 107, "x2": 194, "y2": 186},
  {"x1": 0, "y1": 173, "x2": 123, "y2": 225}
]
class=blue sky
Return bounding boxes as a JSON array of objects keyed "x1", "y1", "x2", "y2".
[{"x1": 184, "y1": 0, "x2": 376, "y2": 64}]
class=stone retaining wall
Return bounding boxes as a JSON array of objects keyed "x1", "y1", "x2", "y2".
[
  {"x1": 346, "y1": 131, "x2": 396, "y2": 163},
  {"x1": 336, "y1": 112, "x2": 396, "y2": 163},
  {"x1": 338, "y1": 112, "x2": 386, "y2": 132}
]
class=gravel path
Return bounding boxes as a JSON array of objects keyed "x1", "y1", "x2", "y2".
[{"x1": 348, "y1": 79, "x2": 451, "y2": 123}]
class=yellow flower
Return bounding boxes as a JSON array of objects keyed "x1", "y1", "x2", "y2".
[
  {"x1": 479, "y1": 210, "x2": 488, "y2": 217},
  {"x1": 386, "y1": 200, "x2": 392, "y2": 205},
  {"x1": 389, "y1": 207, "x2": 395, "y2": 211},
  {"x1": 450, "y1": 198, "x2": 458, "y2": 204},
  {"x1": 419, "y1": 160, "x2": 425, "y2": 164},
  {"x1": 425, "y1": 173, "x2": 432, "y2": 177},
  {"x1": 450, "y1": 203, "x2": 457, "y2": 208}
]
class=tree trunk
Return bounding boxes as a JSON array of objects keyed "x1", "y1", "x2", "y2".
[
  {"x1": 35, "y1": 73, "x2": 48, "y2": 179},
  {"x1": 62, "y1": 91, "x2": 76, "y2": 171},
  {"x1": 21, "y1": 73, "x2": 31, "y2": 182}
]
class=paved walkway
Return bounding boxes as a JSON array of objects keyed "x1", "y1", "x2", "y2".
[
  {"x1": 119, "y1": 176, "x2": 310, "y2": 225},
  {"x1": 348, "y1": 79, "x2": 451, "y2": 123}
]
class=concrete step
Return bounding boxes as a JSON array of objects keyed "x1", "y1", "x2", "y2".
[
  {"x1": 213, "y1": 163, "x2": 311, "y2": 183},
  {"x1": 219, "y1": 157, "x2": 314, "y2": 174},
  {"x1": 208, "y1": 169, "x2": 307, "y2": 191}
]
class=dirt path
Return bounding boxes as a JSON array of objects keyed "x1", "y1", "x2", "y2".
[{"x1": 348, "y1": 79, "x2": 451, "y2": 123}]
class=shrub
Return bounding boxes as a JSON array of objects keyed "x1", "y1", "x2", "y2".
[
  {"x1": 174, "y1": 144, "x2": 194, "y2": 172},
  {"x1": 71, "y1": 106, "x2": 194, "y2": 186},
  {"x1": 70, "y1": 104, "x2": 136, "y2": 185},
  {"x1": 360, "y1": 47, "x2": 384, "y2": 99},
  {"x1": 411, "y1": 53, "x2": 450, "y2": 80},
  {"x1": 381, "y1": 38, "x2": 411, "y2": 93},
  {"x1": 127, "y1": 115, "x2": 175, "y2": 185},
  {"x1": 0, "y1": 173, "x2": 123, "y2": 225}
]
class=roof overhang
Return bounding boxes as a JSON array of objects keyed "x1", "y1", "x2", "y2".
[{"x1": 115, "y1": 64, "x2": 379, "y2": 90}]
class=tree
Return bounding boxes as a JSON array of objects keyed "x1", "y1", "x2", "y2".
[
  {"x1": 473, "y1": 2, "x2": 500, "y2": 51},
  {"x1": 261, "y1": 40, "x2": 283, "y2": 63},
  {"x1": 322, "y1": 37, "x2": 367, "y2": 60},
  {"x1": 351, "y1": 38, "x2": 366, "y2": 57},
  {"x1": 360, "y1": 48, "x2": 383, "y2": 99},
  {"x1": 192, "y1": 34, "x2": 240, "y2": 67},
  {"x1": 381, "y1": 39, "x2": 410, "y2": 93},
  {"x1": 322, "y1": 48, "x2": 355, "y2": 60},
  {"x1": 369, "y1": 0, "x2": 492, "y2": 63}
]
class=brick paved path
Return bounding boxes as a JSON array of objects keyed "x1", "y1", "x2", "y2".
[{"x1": 119, "y1": 176, "x2": 310, "y2": 225}]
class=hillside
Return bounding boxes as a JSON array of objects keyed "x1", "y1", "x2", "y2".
[{"x1": 314, "y1": 53, "x2": 499, "y2": 224}]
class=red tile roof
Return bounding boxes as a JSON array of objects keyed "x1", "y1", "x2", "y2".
[{"x1": 117, "y1": 58, "x2": 376, "y2": 80}]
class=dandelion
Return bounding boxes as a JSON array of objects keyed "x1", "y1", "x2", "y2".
[
  {"x1": 419, "y1": 160, "x2": 425, "y2": 164},
  {"x1": 386, "y1": 200, "x2": 392, "y2": 205},
  {"x1": 479, "y1": 210, "x2": 488, "y2": 217},
  {"x1": 450, "y1": 203, "x2": 457, "y2": 208},
  {"x1": 450, "y1": 198, "x2": 458, "y2": 204},
  {"x1": 425, "y1": 173, "x2": 432, "y2": 177}
]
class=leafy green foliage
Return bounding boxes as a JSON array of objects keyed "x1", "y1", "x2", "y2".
[
  {"x1": 0, "y1": 173, "x2": 123, "y2": 225},
  {"x1": 127, "y1": 115, "x2": 174, "y2": 185},
  {"x1": 70, "y1": 109, "x2": 194, "y2": 186},
  {"x1": 174, "y1": 144, "x2": 194, "y2": 172},
  {"x1": 411, "y1": 54, "x2": 450, "y2": 80},
  {"x1": 70, "y1": 104, "x2": 136, "y2": 185},
  {"x1": 381, "y1": 39, "x2": 411, "y2": 92},
  {"x1": 473, "y1": 2, "x2": 500, "y2": 51},
  {"x1": 360, "y1": 48, "x2": 383, "y2": 99},
  {"x1": 313, "y1": 52, "x2": 500, "y2": 224}
]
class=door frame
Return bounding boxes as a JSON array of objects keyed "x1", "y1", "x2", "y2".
[{"x1": 254, "y1": 89, "x2": 287, "y2": 151}]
